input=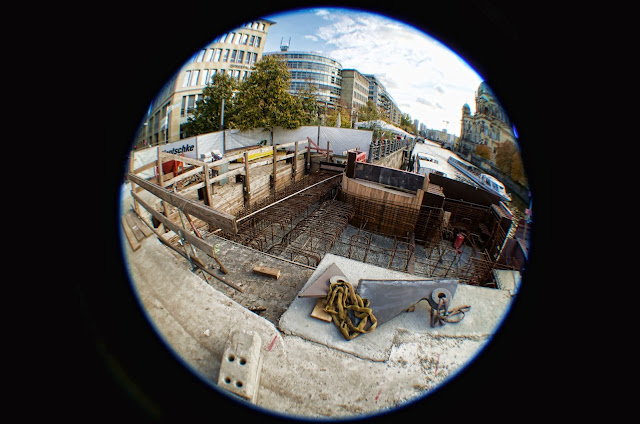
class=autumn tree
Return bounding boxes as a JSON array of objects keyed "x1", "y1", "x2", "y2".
[
  {"x1": 495, "y1": 141, "x2": 527, "y2": 186},
  {"x1": 475, "y1": 144, "x2": 492, "y2": 160}
]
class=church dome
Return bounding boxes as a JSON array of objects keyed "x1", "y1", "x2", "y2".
[
  {"x1": 477, "y1": 81, "x2": 494, "y2": 98},
  {"x1": 462, "y1": 103, "x2": 471, "y2": 115}
]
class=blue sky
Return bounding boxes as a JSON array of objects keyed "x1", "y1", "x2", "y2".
[{"x1": 260, "y1": 7, "x2": 484, "y2": 136}]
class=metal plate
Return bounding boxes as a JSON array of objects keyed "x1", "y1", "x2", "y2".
[{"x1": 356, "y1": 278, "x2": 459, "y2": 326}]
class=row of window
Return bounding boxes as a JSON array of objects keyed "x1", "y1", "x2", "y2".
[
  {"x1": 192, "y1": 48, "x2": 260, "y2": 65},
  {"x1": 269, "y1": 52, "x2": 341, "y2": 68},
  {"x1": 182, "y1": 68, "x2": 255, "y2": 90},
  {"x1": 210, "y1": 31, "x2": 263, "y2": 48},
  {"x1": 285, "y1": 60, "x2": 342, "y2": 75},
  {"x1": 289, "y1": 71, "x2": 342, "y2": 86}
]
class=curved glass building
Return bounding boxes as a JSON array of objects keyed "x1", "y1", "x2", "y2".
[{"x1": 264, "y1": 49, "x2": 343, "y2": 109}]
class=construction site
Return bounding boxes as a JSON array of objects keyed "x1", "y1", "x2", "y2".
[{"x1": 121, "y1": 130, "x2": 527, "y2": 419}]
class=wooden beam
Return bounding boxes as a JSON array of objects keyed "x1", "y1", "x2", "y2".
[
  {"x1": 203, "y1": 164, "x2": 213, "y2": 206},
  {"x1": 272, "y1": 144, "x2": 277, "y2": 196},
  {"x1": 159, "y1": 151, "x2": 207, "y2": 168},
  {"x1": 121, "y1": 216, "x2": 141, "y2": 251},
  {"x1": 243, "y1": 151, "x2": 251, "y2": 205},
  {"x1": 127, "y1": 173, "x2": 238, "y2": 234},
  {"x1": 135, "y1": 207, "x2": 244, "y2": 292},
  {"x1": 156, "y1": 147, "x2": 164, "y2": 187},
  {"x1": 252, "y1": 266, "x2": 281, "y2": 279},
  {"x1": 133, "y1": 191, "x2": 219, "y2": 258}
]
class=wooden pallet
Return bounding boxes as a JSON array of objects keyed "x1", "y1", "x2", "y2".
[{"x1": 121, "y1": 210, "x2": 153, "y2": 251}]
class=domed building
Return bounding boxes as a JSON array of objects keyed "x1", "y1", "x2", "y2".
[{"x1": 459, "y1": 81, "x2": 517, "y2": 156}]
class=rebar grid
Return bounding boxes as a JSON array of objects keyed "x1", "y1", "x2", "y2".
[
  {"x1": 268, "y1": 200, "x2": 355, "y2": 266},
  {"x1": 219, "y1": 172, "x2": 341, "y2": 253}
]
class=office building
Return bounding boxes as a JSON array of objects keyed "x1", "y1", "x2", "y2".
[
  {"x1": 364, "y1": 74, "x2": 401, "y2": 126},
  {"x1": 264, "y1": 47, "x2": 343, "y2": 110},
  {"x1": 135, "y1": 19, "x2": 275, "y2": 146},
  {"x1": 341, "y1": 69, "x2": 370, "y2": 112}
]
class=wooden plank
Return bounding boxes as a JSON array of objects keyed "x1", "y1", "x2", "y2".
[
  {"x1": 244, "y1": 151, "x2": 251, "y2": 204},
  {"x1": 124, "y1": 211, "x2": 147, "y2": 241},
  {"x1": 272, "y1": 145, "x2": 277, "y2": 196},
  {"x1": 121, "y1": 216, "x2": 141, "y2": 251},
  {"x1": 128, "y1": 173, "x2": 238, "y2": 234},
  {"x1": 252, "y1": 266, "x2": 281, "y2": 279},
  {"x1": 310, "y1": 298, "x2": 332, "y2": 322},
  {"x1": 132, "y1": 190, "x2": 220, "y2": 259},
  {"x1": 159, "y1": 151, "x2": 207, "y2": 168},
  {"x1": 131, "y1": 212, "x2": 154, "y2": 238},
  {"x1": 147, "y1": 220, "x2": 244, "y2": 293},
  {"x1": 203, "y1": 164, "x2": 213, "y2": 206},
  {"x1": 133, "y1": 160, "x2": 157, "y2": 174}
]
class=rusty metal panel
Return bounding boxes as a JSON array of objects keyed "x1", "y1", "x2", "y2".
[{"x1": 356, "y1": 278, "x2": 459, "y2": 326}]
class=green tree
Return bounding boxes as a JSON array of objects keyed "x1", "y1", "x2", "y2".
[
  {"x1": 231, "y1": 56, "x2": 306, "y2": 140},
  {"x1": 400, "y1": 112, "x2": 416, "y2": 133},
  {"x1": 356, "y1": 100, "x2": 380, "y2": 122},
  {"x1": 298, "y1": 80, "x2": 319, "y2": 125},
  {"x1": 181, "y1": 72, "x2": 237, "y2": 137},
  {"x1": 325, "y1": 100, "x2": 353, "y2": 128}
]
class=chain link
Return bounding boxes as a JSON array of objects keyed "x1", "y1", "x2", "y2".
[
  {"x1": 430, "y1": 297, "x2": 471, "y2": 327},
  {"x1": 324, "y1": 278, "x2": 378, "y2": 340}
]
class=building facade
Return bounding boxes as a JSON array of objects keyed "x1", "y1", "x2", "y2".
[
  {"x1": 264, "y1": 49, "x2": 343, "y2": 110},
  {"x1": 341, "y1": 69, "x2": 370, "y2": 112},
  {"x1": 364, "y1": 74, "x2": 401, "y2": 126},
  {"x1": 459, "y1": 81, "x2": 516, "y2": 155},
  {"x1": 135, "y1": 19, "x2": 275, "y2": 146}
]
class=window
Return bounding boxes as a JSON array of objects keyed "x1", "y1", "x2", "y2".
[
  {"x1": 201, "y1": 69, "x2": 209, "y2": 85},
  {"x1": 213, "y1": 49, "x2": 221, "y2": 62},
  {"x1": 222, "y1": 49, "x2": 230, "y2": 62},
  {"x1": 182, "y1": 71, "x2": 192, "y2": 87},
  {"x1": 240, "y1": 34, "x2": 248, "y2": 44},
  {"x1": 228, "y1": 32, "x2": 235, "y2": 43},
  {"x1": 195, "y1": 49, "x2": 206, "y2": 62},
  {"x1": 190, "y1": 70, "x2": 199, "y2": 86},
  {"x1": 250, "y1": 52, "x2": 257, "y2": 64},
  {"x1": 230, "y1": 50, "x2": 237, "y2": 63},
  {"x1": 249, "y1": 35, "x2": 255, "y2": 46},
  {"x1": 187, "y1": 95, "x2": 195, "y2": 114},
  {"x1": 245, "y1": 51, "x2": 252, "y2": 64},
  {"x1": 236, "y1": 50, "x2": 244, "y2": 63},
  {"x1": 204, "y1": 48, "x2": 214, "y2": 62},
  {"x1": 182, "y1": 95, "x2": 196, "y2": 116},
  {"x1": 255, "y1": 37, "x2": 261, "y2": 47}
]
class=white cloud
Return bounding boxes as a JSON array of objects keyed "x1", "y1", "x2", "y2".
[{"x1": 271, "y1": 8, "x2": 484, "y2": 135}]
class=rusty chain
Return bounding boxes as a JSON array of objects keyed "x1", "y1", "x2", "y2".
[{"x1": 430, "y1": 296, "x2": 471, "y2": 327}]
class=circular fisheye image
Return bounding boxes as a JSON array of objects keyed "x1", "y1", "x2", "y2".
[{"x1": 119, "y1": 6, "x2": 532, "y2": 420}]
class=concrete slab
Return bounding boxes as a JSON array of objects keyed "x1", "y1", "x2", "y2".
[{"x1": 278, "y1": 254, "x2": 513, "y2": 361}]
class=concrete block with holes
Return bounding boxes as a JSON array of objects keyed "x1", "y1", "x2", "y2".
[{"x1": 217, "y1": 329, "x2": 263, "y2": 403}]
